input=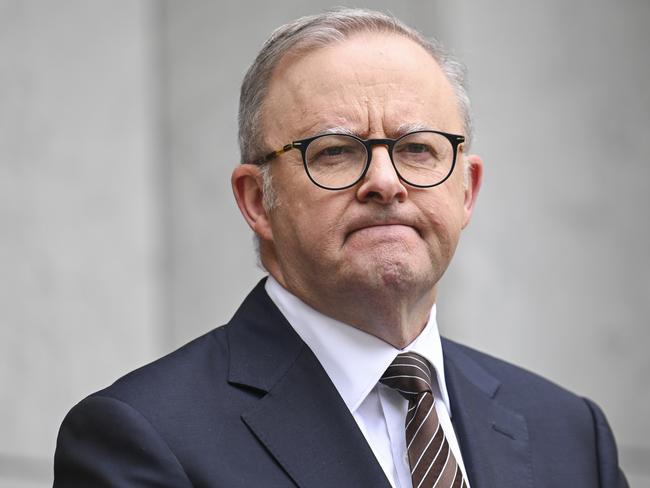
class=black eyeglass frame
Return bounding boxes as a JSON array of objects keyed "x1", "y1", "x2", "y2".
[{"x1": 249, "y1": 129, "x2": 466, "y2": 191}]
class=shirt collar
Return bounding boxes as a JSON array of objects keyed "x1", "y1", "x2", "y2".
[{"x1": 264, "y1": 276, "x2": 452, "y2": 415}]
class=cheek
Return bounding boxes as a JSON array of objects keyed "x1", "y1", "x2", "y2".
[
  {"x1": 276, "y1": 197, "x2": 345, "y2": 250},
  {"x1": 420, "y1": 199, "x2": 465, "y2": 249}
]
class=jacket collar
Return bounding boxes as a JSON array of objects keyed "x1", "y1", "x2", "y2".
[
  {"x1": 443, "y1": 339, "x2": 533, "y2": 488},
  {"x1": 227, "y1": 279, "x2": 391, "y2": 488}
]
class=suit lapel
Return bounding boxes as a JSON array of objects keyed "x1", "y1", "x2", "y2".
[
  {"x1": 227, "y1": 281, "x2": 390, "y2": 488},
  {"x1": 443, "y1": 340, "x2": 533, "y2": 488}
]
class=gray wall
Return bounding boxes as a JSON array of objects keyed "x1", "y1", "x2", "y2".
[
  {"x1": 1, "y1": 1, "x2": 648, "y2": 486},
  {"x1": 1, "y1": 1, "x2": 161, "y2": 486}
]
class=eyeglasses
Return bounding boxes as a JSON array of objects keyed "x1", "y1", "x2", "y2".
[{"x1": 249, "y1": 130, "x2": 465, "y2": 190}]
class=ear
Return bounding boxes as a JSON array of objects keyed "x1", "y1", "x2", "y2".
[
  {"x1": 231, "y1": 164, "x2": 274, "y2": 241},
  {"x1": 461, "y1": 154, "x2": 483, "y2": 228}
]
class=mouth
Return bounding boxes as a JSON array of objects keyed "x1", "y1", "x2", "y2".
[{"x1": 345, "y1": 220, "x2": 421, "y2": 241}]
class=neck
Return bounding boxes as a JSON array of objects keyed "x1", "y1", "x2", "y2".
[
  {"x1": 333, "y1": 287, "x2": 436, "y2": 349},
  {"x1": 265, "y1": 258, "x2": 436, "y2": 349}
]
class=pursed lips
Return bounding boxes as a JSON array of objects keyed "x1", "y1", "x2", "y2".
[{"x1": 345, "y1": 220, "x2": 422, "y2": 240}]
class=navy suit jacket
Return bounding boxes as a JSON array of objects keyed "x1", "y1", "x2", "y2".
[{"x1": 55, "y1": 280, "x2": 628, "y2": 487}]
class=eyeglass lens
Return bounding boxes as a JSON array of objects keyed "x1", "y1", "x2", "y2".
[{"x1": 304, "y1": 132, "x2": 454, "y2": 189}]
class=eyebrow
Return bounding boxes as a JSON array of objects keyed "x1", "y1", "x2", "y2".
[
  {"x1": 308, "y1": 122, "x2": 433, "y2": 139},
  {"x1": 394, "y1": 122, "x2": 431, "y2": 137},
  {"x1": 311, "y1": 125, "x2": 357, "y2": 137}
]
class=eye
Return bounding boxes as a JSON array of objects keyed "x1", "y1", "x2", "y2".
[
  {"x1": 305, "y1": 134, "x2": 365, "y2": 172},
  {"x1": 320, "y1": 145, "x2": 349, "y2": 157},
  {"x1": 402, "y1": 143, "x2": 430, "y2": 154},
  {"x1": 396, "y1": 142, "x2": 438, "y2": 160},
  {"x1": 308, "y1": 140, "x2": 362, "y2": 165}
]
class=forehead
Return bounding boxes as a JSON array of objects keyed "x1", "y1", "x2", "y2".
[{"x1": 261, "y1": 32, "x2": 462, "y2": 142}]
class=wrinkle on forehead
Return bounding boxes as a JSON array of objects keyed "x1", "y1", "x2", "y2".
[{"x1": 282, "y1": 87, "x2": 443, "y2": 139}]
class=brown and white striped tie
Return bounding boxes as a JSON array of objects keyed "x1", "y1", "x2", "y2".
[{"x1": 380, "y1": 353, "x2": 467, "y2": 488}]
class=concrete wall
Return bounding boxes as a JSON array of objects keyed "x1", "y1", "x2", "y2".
[
  {"x1": 1, "y1": 1, "x2": 647, "y2": 485},
  {"x1": 0, "y1": 1, "x2": 161, "y2": 486}
]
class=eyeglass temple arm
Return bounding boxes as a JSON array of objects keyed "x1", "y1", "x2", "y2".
[{"x1": 249, "y1": 143, "x2": 298, "y2": 165}]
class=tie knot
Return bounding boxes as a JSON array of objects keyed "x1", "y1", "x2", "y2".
[{"x1": 380, "y1": 352, "x2": 433, "y2": 399}]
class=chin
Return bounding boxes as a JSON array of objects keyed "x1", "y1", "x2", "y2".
[{"x1": 354, "y1": 257, "x2": 426, "y2": 292}]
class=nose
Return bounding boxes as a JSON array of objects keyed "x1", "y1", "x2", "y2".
[{"x1": 356, "y1": 145, "x2": 408, "y2": 204}]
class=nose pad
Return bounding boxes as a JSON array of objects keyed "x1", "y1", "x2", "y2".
[{"x1": 356, "y1": 145, "x2": 407, "y2": 203}]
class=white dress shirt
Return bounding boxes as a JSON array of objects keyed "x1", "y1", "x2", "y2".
[{"x1": 265, "y1": 276, "x2": 470, "y2": 488}]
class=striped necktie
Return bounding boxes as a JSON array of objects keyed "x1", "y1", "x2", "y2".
[{"x1": 380, "y1": 352, "x2": 467, "y2": 488}]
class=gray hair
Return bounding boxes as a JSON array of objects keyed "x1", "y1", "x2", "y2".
[{"x1": 238, "y1": 7, "x2": 473, "y2": 169}]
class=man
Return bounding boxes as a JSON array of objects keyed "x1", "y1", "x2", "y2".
[{"x1": 54, "y1": 8, "x2": 628, "y2": 487}]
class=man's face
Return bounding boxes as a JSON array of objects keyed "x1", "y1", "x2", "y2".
[{"x1": 241, "y1": 33, "x2": 481, "y2": 322}]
